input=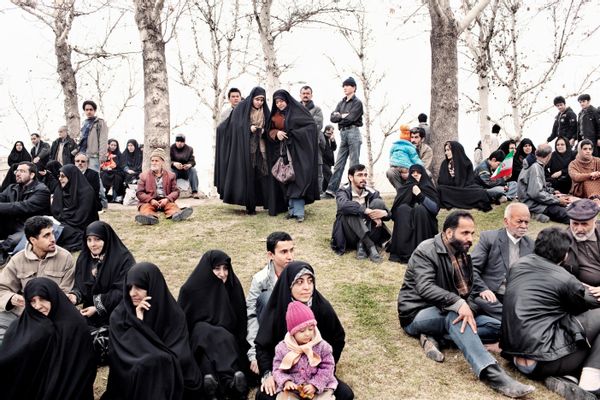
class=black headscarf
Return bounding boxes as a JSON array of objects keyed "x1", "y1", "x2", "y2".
[
  {"x1": 498, "y1": 140, "x2": 515, "y2": 156},
  {"x1": 51, "y1": 164, "x2": 98, "y2": 227},
  {"x1": 511, "y1": 138, "x2": 536, "y2": 181},
  {"x1": 0, "y1": 278, "x2": 96, "y2": 400},
  {"x1": 547, "y1": 136, "x2": 574, "y2": 173},
  {"x1": 266, "y1": 89, "x2": 320, "y2": 213},
  {"x1": 178, "y1": 250, "x2": 247, "y2": 339},
  {"x1": 392, "y1": 164, "x2": 439, "y2": 212},
  {"x1": 104, "y1": 262, "x2": 201, "y2": 399},
  {"x1": 73, "y1": 221, "x2": 136, "y2": 322},
  {"x1": 438, "y1": 141, "x2": 476, "y2": 187},
  {"x1": 255, "y1": 261, "x2": 346, "y2": 374},
  {"x1": 123, "y1": 139, "x2": 143, "y2": 173},
  {"x1": 105, "y1": 139, "x2": 124, "y2": 171},
  {"x1": 8, "y1": 141, "x2": 32, "y2": 166},
  {"x1": 215, "y1": 87, "x2": 271, "y2": 208}
]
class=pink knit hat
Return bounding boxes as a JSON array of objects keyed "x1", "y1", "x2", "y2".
[{"x1": 286, "y1": 301, "x2": 317, "y2": 336}]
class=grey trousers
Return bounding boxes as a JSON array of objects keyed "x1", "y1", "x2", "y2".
[
  {"x1": 0, "y1": 310, "x2": 18, "y2": 345},
  {"x1": 340, "y1": 198, "x2": 387, "y2": 249},
  {"x1": 386, "y1": 167, "x2": 406, "y2": 191}
]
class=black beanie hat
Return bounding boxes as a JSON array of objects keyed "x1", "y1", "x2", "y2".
[
  {"x1": 342, "y1": 77, "x2": 357, "y2": 88},
  {"x1": 491, "y1": 124, "x2": 501, "y2": 134}
]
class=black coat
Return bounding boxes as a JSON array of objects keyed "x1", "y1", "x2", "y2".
[
  {"x1": 547, "y1": 107, "x2": 577, "y2": 142},
  {"x1": 577, "y1": 105, "x2": 600, "y2": 145},
  {"x1": 0, "y1": 179, "x2": 51, "y2": 224},
  {"x1": 501, "y1": 254, "x2": 600, "y2": 361},
  {"x1": 50, "y1": 137, "x2": 78, "y2": 165},
  {"x1": 83, "y1": 168, "x2": 103, "y2": 211},
  {"x1": 30, "y1": 140, "x2": 51, "y2": 170}
]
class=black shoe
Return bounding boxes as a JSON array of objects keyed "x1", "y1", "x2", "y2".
[
  {"x1": 285, "y1": 213, "x2": 296, "y2": 220},
  {"x1": 229, "y1": 371, "x2": 248, "y2": 397},
  {"x1": 203, "y1": 374, "x2": 218, "y2": 399},
  {"x1": 356, "y1": 243, "x2": 368, "y2": 260},
  {"x1": 246, "y1": 208, "x2": 257, "y2": 215},
  {"x1": 545, "y1": 376, "x2": 597, "y2": 400},
  {"x1": 135, "y1": 214, "x2": 159, "y2": 225},
  {"x1": 482, "y1": 364, "x2": 535, "y2": 398},
  {"x1": 368, "y1": 246, "x2": 383, "y2": 263},
  {"x1": 171, "y1": 207, "x2": 193, "y2": 222}
]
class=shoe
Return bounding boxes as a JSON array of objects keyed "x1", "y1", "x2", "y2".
[
  {"x1": 532, "y1": 213, "x2": 550, "y2": 223},
  {"x1": 319, "y1": 192, "x2": 327, "y2": 199},
  {"x1": 203, "y1": 374, "x2": 218, "y2": 399},
  {"x1": 419, "y1": 334, "x2": 444, "y2": 362},
  {"x1": 482, "y1": 364, "x2": 535, "y2": 398},
  {"x1": 246, "y1": 209, "x2": 257, "y2": 215},
  {"x1": 135, "y1": 214, "x2": 159, "y2": 225},
  {"x1": 192, "y1": 191, "x2": 200, "y2": 199},
  {"x1": 368, "y1": 246, "x2": 383, "y2": 263},
  {"x1": 114, "y1": 196, "x2": 123, "y2": 203},
  {"x1": 285, "y1": 213, "x2": 296, "y2": 220},
  {"x1": 324, "y1": 190, "x2": 336, "y2": 199},
  {"x1": 497, "y1": 195, "x2": 508, "y2": 204},
  {"x1": 172, "y1": 207, "x2": 193, "y2": 222},
  {"x1": 356, "y1": 243, "x2": 368, "y2": 260},
  {"x1": 297, "y1": 216, "x2": 305, "y2": 223},
  {"x1": 229, "y1": 371, "x2": 248, "y2": 396},
  {"x1": 544, "y1": 376, "x2": 597, "y2": 400}
]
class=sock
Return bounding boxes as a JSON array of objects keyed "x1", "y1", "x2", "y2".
[{"x1": 579, "y1": 367, "x2": 600, "y2": 391}]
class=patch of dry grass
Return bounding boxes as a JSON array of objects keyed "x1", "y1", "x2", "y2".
[{"x1": 95, "y1": 197, "x2": 562, "y2": 399}]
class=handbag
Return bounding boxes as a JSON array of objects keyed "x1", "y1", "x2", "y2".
[{"x1": 271, "y1": 142, "x2": 295, "y2": 184}]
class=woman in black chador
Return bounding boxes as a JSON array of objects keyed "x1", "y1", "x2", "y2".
[
  {"x1": 545, "y1": 136, "x2": 574, "y2": 194},
  {"x1": 123, "y1": 139, "x2": 143, "y2": 184},
  {"x1": 70, "y1": 221, "x2": 136, "y2": 329},
  {"x1": 0, "y1": 278, "x2": 96, "y2": 400},
  {"x1": 1, "y1": 141, "x2": 31, "y2": 191},
  {"x1": 215, "y1": 87, "x2": 270, "y2": 215},
  {"x1": 509, "y1": 138, "x2": 536, "y2": 182},
  {"x1": 389, "y1": 164, "x2": 440, "y2": 263},
  {"x1": 437, "y1": 141, "x2": 493, "y2": 212},
  {"x1": 266, "y1": 89, "x2": 319, "y2": 221},
  {"x1": 102, "y1": 262, "x2": 201, "y2": 400},
  {"x1": 178, "y1": 250, "x2": 249, "y2": 400}
]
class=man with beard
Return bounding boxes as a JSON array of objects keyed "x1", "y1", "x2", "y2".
[
  {"x1": 0, "y1": 162, "x2": 51, "y2": 265},
  {"x1": 300, "y1": 86, "x2": 325, "y2": 193},
  {"x1": 471, "y1": 203, "x2": 534, "y2": 320},
  {"x1": 74, "y1": 153, "x2": 103, "y2": 212},
  {"x1": 397, "y1": 211, "x2": 535, "y2": 398},
  {"x1": 331, "y1": 164, "x2": 390, "y2": 263},
  {"x1": 564, "y1": 199, "x2": 600, "y2": 289}
]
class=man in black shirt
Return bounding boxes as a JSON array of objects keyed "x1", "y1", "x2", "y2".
[
  {"x1": 325, "y1": 77, "x2": 363, "y2": 198},
  {"x1": 546, "y1": 96, "x2": 577, "y2": 146}
]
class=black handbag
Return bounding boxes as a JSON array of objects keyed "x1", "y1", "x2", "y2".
[{"x1": 271, "y1": 142, "x2": 295, "y2": 184}]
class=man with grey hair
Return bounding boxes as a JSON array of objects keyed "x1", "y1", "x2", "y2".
[
  {"x1": 471, "y1": 202, "x2": 534, "y2": 320},
  {"x1": 564, "y1": 199, "x2": 600, "y2": 288},
  {"x1": 50, "y1": 125, "x2": 78, "y2": 165},
  {"x1": 517, "y1": 143, "x2": 571, "y2": 223}
]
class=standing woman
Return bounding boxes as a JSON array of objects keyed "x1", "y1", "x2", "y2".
[
  {"x1": 389, "y1": 164, "x2": 440, "y2": 263},
  {"x1": 178, "y1": 250, "x2": 249, "y2": 399},
  {"x1": 51, "y1": 164, "x2": 98, "y2": 251},
  {"x1": 0, "y1": 278, "x2": 96, "y2": 400},
  {"x1": 103, "y1": 262, "x2": 202, "y2": 400},
  {"x1": 69, "y1": 221, "x2": 136, "y2": 330},
  {"x1": 100, "y1": 139, "x2": 126, "y2": 203},
  {"x1": 123, "y1": 139, "x2": 143, "y2": 185},
  {"x1": 545, "y1": 136, "x2": 574, "y2": 194},
  {"x1": 255, "y1": 262, "x2": 354, "y2": 400},
  {"x1": 267, "y1": 89, "x2": 319, "y2": 221},
  {"x1": 216, "y1": 87, "x2": 271, "y2": 215},
  {"x1": 1, "y1": 141, "x2": 31, "y2": 191}
]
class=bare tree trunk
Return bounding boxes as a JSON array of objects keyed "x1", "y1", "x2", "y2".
[
  {"x1": 253, "y1": 0, "x2": 281, "y2": 94},
  {"x1": 479, "y1": 73, "x2": 494, "y2": 154},
  {"x1": 133, "y1": 0, "x2": 171, "y2": 168}
]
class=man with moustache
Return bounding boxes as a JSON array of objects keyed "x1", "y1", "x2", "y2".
[
  {"x1": 74, "y1": 153, "x2": 103, "y2": 212},
  {"x1": 564, "y1": 199, "x2": 600, "y2": 289},
  {"x1": 471, "y1": 203, "x2": 534, "y2": 321},
  {"x1": 397, "y1": 210, "x2": 535, "y2": 398}
]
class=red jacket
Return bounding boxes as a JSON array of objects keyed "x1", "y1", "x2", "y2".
[{"x1": 136, "y1": 169, "x2": 179, "y2": 203}]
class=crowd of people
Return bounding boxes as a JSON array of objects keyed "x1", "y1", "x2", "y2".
[{"x1": 1, "y1": 86, "x2": 600, "y2": 400}]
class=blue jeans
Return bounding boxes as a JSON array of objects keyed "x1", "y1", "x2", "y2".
[
  {"x1": 326, "y1": 127, "x2": 361, "y2": 193},
  {"x1": 172, "y1": 167, "x2": 199, "y2": 193},
  {"x1": 88, "y1": 156, "x2": 108, "y2": 208},
  {"x1": 288, "y1": 198, "x2": 305, "y2": 218},
  {"x1": 404, "y1": 306, "x2": 499, "y2": 377}
]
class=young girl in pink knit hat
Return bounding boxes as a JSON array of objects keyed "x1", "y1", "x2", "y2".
[{"x1": 272, "y1": 301, "x2": 338, "y2": 400}]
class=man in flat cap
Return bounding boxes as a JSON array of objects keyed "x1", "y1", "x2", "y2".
[
  {"x1": 324, "y1": 77, "x2": 364, "y2": 198},
  {"x1": 564, "y1": 199, "x2": 600, "y2": 290},
  {"x1": 135, "y1": 148, "x2": 193, "y2": 225}
]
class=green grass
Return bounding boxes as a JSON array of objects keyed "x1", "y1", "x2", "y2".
[{"x1": 93, "y1": 196, "x2": 562, "y2": 399}]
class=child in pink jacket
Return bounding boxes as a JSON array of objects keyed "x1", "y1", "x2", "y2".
[{"x1": 272, "y1": 301, "x2": 338, "y2": 400}]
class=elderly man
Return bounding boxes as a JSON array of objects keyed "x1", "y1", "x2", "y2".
[
  {"x1": 0, "y1": 216, "x2": 74, "y2": 343},
  {"x1": 564, "y1": 199, "x2": 600, "y2": 288},
  {"x1": 50, "y1": 126, "x2": 77, "y2": 165},
  {"x1": 74, "y1": 152, "x2": 103, "y2": 212},
  {"x1": 0, "y1": 162, "x2": 51, "y2": 265},
  {"x1": 398, "y1": 211, "x2": 535, "y2": 398},
  {"x1": 502, "y1": 227, "x2": 600, "y2": 399},
  {"x1": 471, "y1": 203, "x2": 534, "y2": 321},
  {"x1": 331, "y1": 164, "x2": 390, "y2": 263},
  {"x1": 135, "y1": 148, "x2": 193, "y2": 225},
  {"x1": 517, "y1": 143, "x2": 571, "y2": 223}
]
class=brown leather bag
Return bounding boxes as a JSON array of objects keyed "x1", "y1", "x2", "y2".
[{"x1": 271, "y1": 142, "x2": 295, "y2": 184}]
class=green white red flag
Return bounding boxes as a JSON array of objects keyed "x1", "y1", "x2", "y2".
[{"x1": 491, "y1": 150, "x2": 514, "y2": 180}]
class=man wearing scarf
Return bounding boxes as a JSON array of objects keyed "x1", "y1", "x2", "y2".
[
  {"x1": 398, "y1": 211, "x2": 535, "y2": 398},
  {"x1": 79, "y1": 100, "x2": 109, "y2": 208}
]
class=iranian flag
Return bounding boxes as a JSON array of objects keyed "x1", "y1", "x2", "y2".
[{"x1": 491, "y1": 150, "x2": 514, "y2": 180}]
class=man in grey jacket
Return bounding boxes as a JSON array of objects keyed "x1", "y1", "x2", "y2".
[
  {"x1": 246, "y1": 231, "x2": 294, "y2": 375},
  {"x1": 471, "y1": 203, "x2": 534, "y2": 320},
  {"x1": 79, "y1": 100, "x2": 109, "y2": 208},
  {"x1": 517, "y1": 143, "x2": 570, "y2": 223}
]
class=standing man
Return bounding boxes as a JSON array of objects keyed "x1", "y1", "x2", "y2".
[
  {"x1": 577, "y1": 94, "x2": 600, "y2": 155},
  {"x1": 30, "y1": 133, "x2": 51, "y2": 171},
  {"x1": 325, "y1": 77, "x2": 363, "y2": 198},
  {"x1": 300, "y1": 85, "x2": 324, "y2": 194},
  {"x1": 470, "y1": 203, "x2": 534, "y2": 321},
  {"x1": 220, "y1": 87, "x2": 242, "y2": 123},
  {"x1": 418, "y1": 113, "x2": 431, "y2": 145},
  {"x1": 79, "y1": 100, "x2": 109, "y2": 208},
  {"x1": 170, "y1": 134, "x2": 200, "y2": 199},
  {"x1": 546, "y1": 96, "x2": 577, "y2": 146},
  {"x1": 409, "y1": 127, "x2": 433, "y2": 175},
  {"x1": 50, "y1": 126, "x2": 78, "y2": 166},
  {"x1": 321, "y1": 125, "x2": 337, "y2": 194},
  {"x1": 397, "y1": 211, "x2": 535, "y2": 398}
]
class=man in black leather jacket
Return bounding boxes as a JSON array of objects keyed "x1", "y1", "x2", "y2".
[{"x1": 502, "y1": 227, "x2": 600, "y2": 398}]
